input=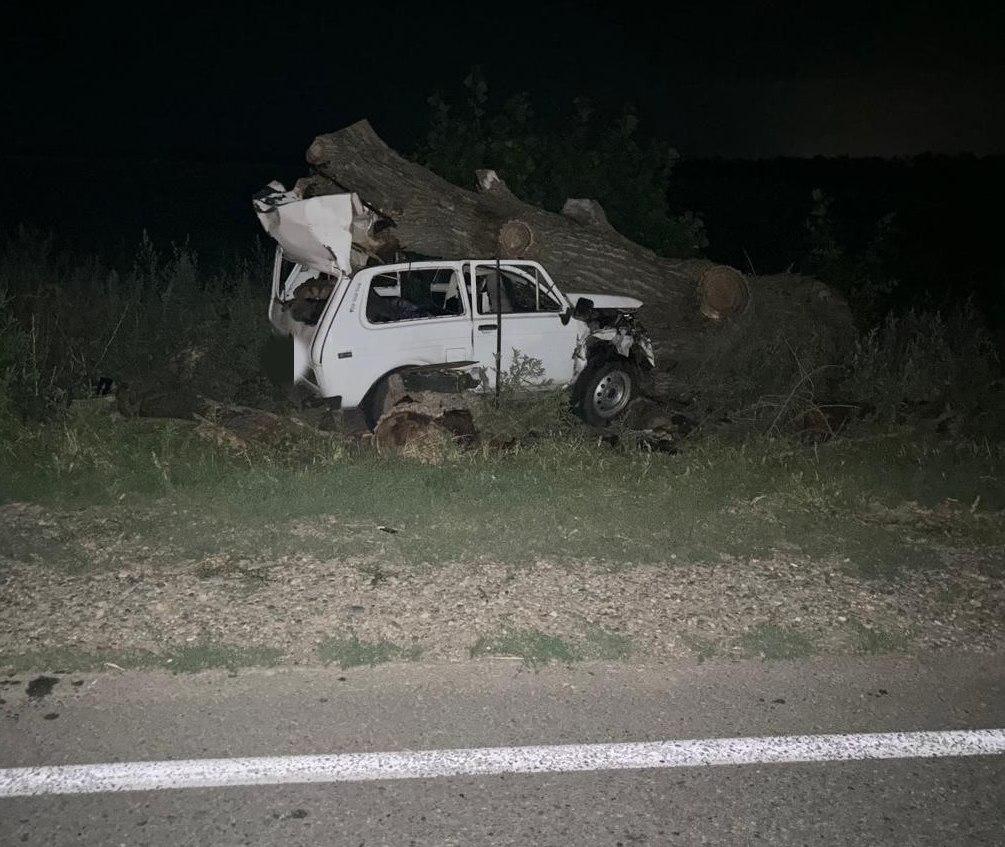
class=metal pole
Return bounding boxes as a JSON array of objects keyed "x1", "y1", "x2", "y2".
[{"x1": 495, "y1": 257, "x2": 502, "y2": 400}]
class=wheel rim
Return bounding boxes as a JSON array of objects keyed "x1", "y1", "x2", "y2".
[{"x1": 592, "y1": 369, "x2": 631, "y2": 417}]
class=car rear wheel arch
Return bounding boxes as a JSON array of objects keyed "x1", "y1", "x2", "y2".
[{"x1": 359, "y1": 368, "x2": 412, "y2": 430}]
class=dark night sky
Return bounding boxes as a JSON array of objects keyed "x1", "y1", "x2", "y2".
[{"x1": 5, "y1": 1, "x2": 1004, "y2": 161}]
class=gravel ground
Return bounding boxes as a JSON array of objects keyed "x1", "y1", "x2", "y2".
[{"x1": 1, "y1": 502, "x2": 1002, "y2": 666}]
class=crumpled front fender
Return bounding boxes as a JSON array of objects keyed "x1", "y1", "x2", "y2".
[{"x1": 585, "y1": 325, "x2": 656, "y2": 369}]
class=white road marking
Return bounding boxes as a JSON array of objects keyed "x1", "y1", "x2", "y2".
[{"x1": 1, "y1": 729, "x2": 1003, "y2": 798}]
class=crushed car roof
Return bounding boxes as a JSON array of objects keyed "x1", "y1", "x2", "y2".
[{"x1": 253, "y1": 183, "x2": 374, "y2": 275}]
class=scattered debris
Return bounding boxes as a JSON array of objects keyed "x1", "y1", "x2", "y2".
[
  {"x1": 2, "y1": 546, "x2": 1001, "y2": 666},
  {"x1": 195, "y1": 400, "x2": 311, "y2": 450}
]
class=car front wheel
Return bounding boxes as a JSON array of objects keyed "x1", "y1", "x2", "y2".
[{"x1": 578, "y1": 361, "x2": 634, "y2": 426}]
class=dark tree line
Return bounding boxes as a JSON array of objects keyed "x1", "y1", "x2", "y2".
[
  {"x1": 413, "y1": 69, "x2": 708, "y2": 259},
  {"x1": 414, "y1": 71, "x2": 1004, "y2": 358}
]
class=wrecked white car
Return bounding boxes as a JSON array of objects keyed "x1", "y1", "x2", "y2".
[{"x1": 254, "y1": 184, "x2": 655, "y2": 427}]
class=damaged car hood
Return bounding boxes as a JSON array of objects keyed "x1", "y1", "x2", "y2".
[
  {"x1": 565, "y1": 292, "x2": 643, "y2": 311},
  {"x1": 253, "y1": 182, "x2": 377, "y2": 275}
]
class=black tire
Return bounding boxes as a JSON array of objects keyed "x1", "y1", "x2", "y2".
[
  {"x1": 576, "y1": 360, "x2": 635, "y2": 426},
  {"x1": 361, "y1": 376, "x2": 392, "y2": 430}
]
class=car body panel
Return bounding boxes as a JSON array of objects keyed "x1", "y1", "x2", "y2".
[
  {"x1": 468, "y1": 261, "x2": 585, "y2": 390},
  {"x1": 330, "y1": 262, "x2": 476, "y2": 406}
]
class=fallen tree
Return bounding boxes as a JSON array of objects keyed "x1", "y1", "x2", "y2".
[{"x1": 290, "y1": 120, "x2": 855, "y2": 409}]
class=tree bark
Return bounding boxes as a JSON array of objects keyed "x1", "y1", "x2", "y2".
[
  {"x1": 297, "y1": 120, "x2": 855, "y2": 408},
  {"x1": 373, "y1": 391, "x2": 478, "y2": 461}
]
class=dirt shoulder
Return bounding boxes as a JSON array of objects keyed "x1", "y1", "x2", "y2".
[{"x1": 1, "y1": 502, "x2": 1001, "y2": 672}]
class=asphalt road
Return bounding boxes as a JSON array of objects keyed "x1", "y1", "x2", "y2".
[{"x1": 1, "y1": 653, "x2": 1003, "y2": 845}]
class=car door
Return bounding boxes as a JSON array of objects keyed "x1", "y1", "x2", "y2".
[
  {"x1": 469, "y1": 261, "x2": 582, "y2": 390},
  {"x1": 337, "y1": 261, "x2": 475, "y2": 405}
]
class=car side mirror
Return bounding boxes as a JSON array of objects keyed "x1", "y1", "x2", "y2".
[{"x1": 573, "y1": 297, "x2": 595, "y2": 321}]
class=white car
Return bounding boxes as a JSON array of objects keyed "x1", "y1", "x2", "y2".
[{"x1": 254, "y1": 185, "x2": 655, "y2": 427}]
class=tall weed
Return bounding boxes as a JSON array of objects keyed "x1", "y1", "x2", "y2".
[{"x1": 842, "y1": 302, "x2": 1001, "y2": 434}]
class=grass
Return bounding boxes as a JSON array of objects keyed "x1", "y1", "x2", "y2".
[
  {"x1": 1, "y1": 401, "x2": 1001, "y2": 579},
  {"x1": 1, "y1": 229, "x2": 1002, "y2": 583},
  {"x1": 164, "y1": 644, "x2": 283, "y2": 673},
  {"x1": 316, "y1": 635, "x2": 421, "y2": 668},
  {"x1": 739, "y1": 624, "x2": 816, "y2": 660},
  {"x1": 0, "y1": 647, "x2": 154, "y2": 674},
  {"x1": 679, "y1": 633, "x2": 718, "y2": 663},
  {"x1": 470, "y1": 629, "x2": 579, "y2": 669},
  {"x1": 583, "y1": 627, "x2": 634, "y2": 660},
  {"x1": 0, "y1": 643, "x2": 283, "y2": 674},
  {"x1": 847, "y1": 618, "x2": 910, "y2": 655}
]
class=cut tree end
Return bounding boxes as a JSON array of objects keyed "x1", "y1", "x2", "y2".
[
  {"x1": 697, "y1": 265, "x2": 750, "y2": 321},
  {"x1": 497, "y1": 219, "x2": 535, "y2": 257},
  {"x1": 373, "y1": 393, "x2": 478, "y2": 463}
]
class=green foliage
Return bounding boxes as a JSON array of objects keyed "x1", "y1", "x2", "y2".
[
  {"x1": 5, "y1": 402, "x2": 1001, "y2": 580},
  {"x1": 740, "y1": 624, "x2": 816, "y2": 660},
  {"x1": 0, "y1": 227, "x2": 274, "y2": 421},
  {"x1": 796, "y1": 190, "x2": 1002, "y2": 434},
  {"x1": 415, "y1": 69, "x2": 708, "y2": 257},
  {"x1": 469, "y1": 349, "x2": 578, "y2": 446},
  {"x1": 470, "y1": 627, "x2": 632, "y2": 666},
  {"x1": 583, "y1": 627, "x2": 633, "y2": 660},
  {"x1": 847, "y1": 618, "x2": 909, "y2": 655},
  {"x1": 165, "y1": 643, "x2": 283, "y2": 673},
  {"x1": 0, "y1": 230, "x2": 1000, "y2": 587},
  {"x1": 0, "y1": 643, "x2": 282, "y2": 673},
  {"x1": 841, "y1": 301, "x2": 1002, "y2": 435},
  {"x1": 0, "y1": 288, "x2": 27, "y2": 437},
  {"x1": 470, "y1": 628, "x2": 578, "y2": 669},
  {"x1": 317, "y1": 634, "x2": 420, "y2": 668},
  {"x1": 804, "y1": 189, "x2": 901, "y2": 328}
]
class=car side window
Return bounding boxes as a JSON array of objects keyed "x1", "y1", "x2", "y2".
[
  {"x1": 366, "y1": 267, "x2": 465, "y2": 323},
  {"x1": 474, "y1": 267, "x2": 562, "y2": 314}
]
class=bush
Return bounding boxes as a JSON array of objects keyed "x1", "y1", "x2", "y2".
[
  {"x1": 467, "y1": 350, "x2": 580, "y2": 448},
  {"x1": 803, "y1": 188, "x2": 901, "y2": 329},
  {"x1": 0, "y1": 287, "x2": 27, "y2": 439},
  {"x1": 842, "y1": 301, "x2": 1002, "y2": 434},
  {"x1": 415, "y1": 69, "x2": 708, "y2": 258},
  {"x1": 0, "y1": 227, "x2": 275, "y2": 421}
]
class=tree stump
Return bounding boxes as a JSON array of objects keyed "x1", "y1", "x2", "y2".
[{"x1": 373, "y1": 392, "x2": 478, "y2": 462}]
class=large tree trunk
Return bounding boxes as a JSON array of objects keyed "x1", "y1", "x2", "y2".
[{"x1": 296, "y1": 120, "x2": 855, "y2": 409}]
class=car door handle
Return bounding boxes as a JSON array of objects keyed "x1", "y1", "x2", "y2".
[{"x1": 477, "y1": 324, "x2": 498, "y2": 332}]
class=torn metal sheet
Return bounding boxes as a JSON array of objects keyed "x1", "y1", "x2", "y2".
[{"x1": 253, "y1": 182, "x2": 376, "y2": 275}]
